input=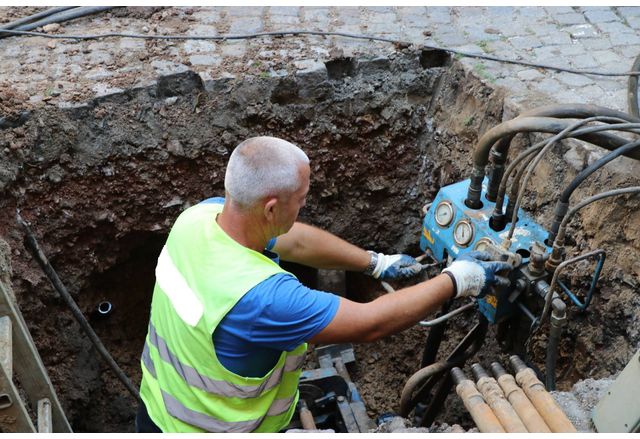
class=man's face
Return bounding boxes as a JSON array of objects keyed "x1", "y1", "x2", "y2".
[{"x1": 273, "y1": 163, "x2": 310, "y2": 235}]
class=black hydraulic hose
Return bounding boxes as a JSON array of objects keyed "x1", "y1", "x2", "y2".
[
  {"x1": 492, "y1": 122, "x2": 640, "y2": 229},
  {"x1": 507, "y1": 116, "x2": 630, "y2": 240},
  {"x1": 628, "y1": 54, "x2": 640, "y2": 118},
  {"x1": 16, "y1": 211, "x2": 141, "y2": 403},
  {"x1": 484, "y1": 105, "x2": 640, "y2": 202},
  {"x1": 547, "y1": 139, "x2": 640, "y2": 243},
  {"x1": 0, "y1": 7, "x2": 76, "y2": 30},
  {"x1": 465, "y1": 117, "x2": 640, "y2": 208},
  {"x1": 4, "y1": 6, "x2": 115, "y2": 36}
]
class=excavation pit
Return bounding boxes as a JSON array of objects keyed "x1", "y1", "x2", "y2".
[{"x1": 1, "y1": 49, "x2": 639, "y2": 432}]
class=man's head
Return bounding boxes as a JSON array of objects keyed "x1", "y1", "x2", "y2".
[{"x1": 224, "y1": 136, "x2": 310, "y2": 236}]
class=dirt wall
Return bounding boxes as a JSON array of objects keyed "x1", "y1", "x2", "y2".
[{"x1": 0, "y1": 48, "x2": 638, "y2": 431}]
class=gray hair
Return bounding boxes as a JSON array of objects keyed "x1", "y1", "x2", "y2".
[{"x1": 224, "y1": 136, "x2": 310, "y2": 208}]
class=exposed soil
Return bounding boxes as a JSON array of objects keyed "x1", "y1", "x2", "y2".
[{"x1": 0, "y1": 47, "x2": 638, "y2": 433}]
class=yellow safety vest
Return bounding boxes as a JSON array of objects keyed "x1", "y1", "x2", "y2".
[{"x1": 139, "y1": 202, "x2": 307, "y2": 432}]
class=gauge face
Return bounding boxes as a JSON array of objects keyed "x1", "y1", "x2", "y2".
[
  {"x1": 434, "y1": 201, "x2": 454, "y2": 227},
  {"x1": 453, "y1": 219, "x2": 474, "y2": 247},
  {"x1": 474, "y1": 237, "x2": 495, "y2": 252}
]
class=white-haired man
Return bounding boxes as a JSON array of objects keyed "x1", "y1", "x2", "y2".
[{"x1": 137, "y1": 136, "x2": 512, "y2": 432}]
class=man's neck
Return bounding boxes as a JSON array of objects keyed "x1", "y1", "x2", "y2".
[{"x1": 216, "y1": 202, "x2": 269, "y2": 253}]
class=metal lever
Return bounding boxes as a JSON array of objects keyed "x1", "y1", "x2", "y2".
[{"x1": 419, "y1": 302, "x2": 476, "y2": 327}]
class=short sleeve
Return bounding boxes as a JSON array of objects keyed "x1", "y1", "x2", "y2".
[{"x1": 244, "y1": 274, "x2": 340, "y2": 351}]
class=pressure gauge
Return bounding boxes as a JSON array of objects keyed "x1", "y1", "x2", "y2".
[
  {"x1": 434, "y1": 201, "x2": 454, "y2": 227},
  {"x1": 474, "y1": 237, "x2": 495, "y2": 252},
  {"x1": 453, "y1": 219, "x2": 474, "y2": 247}
]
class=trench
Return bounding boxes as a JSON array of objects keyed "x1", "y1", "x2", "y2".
[{"x1": 0, "y1": 48, "x2": 638, "y2": 432}]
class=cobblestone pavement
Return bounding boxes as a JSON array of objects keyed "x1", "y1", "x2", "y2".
[{"x1": 1, "y1": 6, "x2": 640, "y2": 113}]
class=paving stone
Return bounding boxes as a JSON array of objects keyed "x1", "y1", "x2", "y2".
[
  {"x1": 425, "y1": 7, "x2": 451, "y2": 24},
  {"x1": 565, "y1": 23, "x2": 600, "y2": 39},
  {"x1": 517, "y1": 68, "x2": 545, "y2": 81},
  {"x1": 595, "y1": 21, "x2": 634, "y2": 34},
  {"x1": 626, "y1": 16, "x2": 640, "y2": 31},
  {"x1": 518, "y1": 7, "x2": 547, "y2": 19},
  {"x1": 491, "y1": 20, "x2": 531, "y2": 37},
  {"x1": 365, "y1": 12, "x2": 397, "y2": 24},
  {"x1": 545, "y1": 6, "x2": 576, "y2": 15},
  {"x1": 589, "y1": 50, "x2": 626, "y2": 66},
  {"x1": 151, "y1": 59, "x2": 190, "y2": 75},
  {"x1": 536, "y1": 76, "x2": 564, "y2": 95},
  {"x1": 552, "y1": 43, "x2": 585, "y2": 58},
  {"x1": 533, "y1": 23, "x2": 562, "y2": 37},
  {"x1": 570, "y1": 53, "x2": 599, "y2": 69},
  {"x1": 610, "y1": 32, "x2": 640, "y2": 46},
  {"x1": 435, "y1": 32, "x2": 468, "y2": 47},
  {"x1": 616, "y1": 7, "x2": 640, "y2": 17},
  {"x1": 303, "y1": 8, "x2": 332, "y2": 24},
  {"x1": 584, "y1": 9, "x2": 619, "y2": 23},
  {"x1": 270, "y1": 15, "x2": 302, "y2": 26},
  {"x1": 269, "y1": 6, "x2": 300, "y2": 17},
  {"x1": 184, "y1": 40, "x2": 217, "y2": 54},
  {"x1": 556, "y1": 72, "x2": 595, "y2": 87},
  {"x1": 224, "y1": 6, "x2": 264, "y2": 18},
  {"x1": 580, "y1": 37, "x2": 613, "y2": 51},
  {"x1": 189, "y1": 54, "x2": 222, "y2": 66},
  {"x1": 615, "y1": 44, "x2": 640, "y2": 58},
  {"x1": 555, "y1": 13, "x2": 587, "y2": 26},
  {"x1": 508, "y1": 35, "x2": 544, "y2": 50},
  {"x1": 540, "y1": 32, "x2": 572, "y2": 46},
  {"x1": 229, "y1": 18, "x2": 264, "y2": 34},
  {"x1": 119, "y1": 38, "x2": 146, "y2": 51}
]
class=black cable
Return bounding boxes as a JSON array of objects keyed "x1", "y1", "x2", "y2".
[
  {"x1": 12, "y1": 7, "x2": 115, "y2": 32},
  {"x1": 16, "y1": 210, "x2": 141, "y2": 403},
  {"x1": 1, "y1": 27, "x2": 640, "y2": 78},
  {"x1": 0, "y1": 7, "x2": 76, "y2": 30}
]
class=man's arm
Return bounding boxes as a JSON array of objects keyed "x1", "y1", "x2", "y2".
[
  {"x1": 309, "y1": 274, "x2": 455, "y2": 344},
  {"x1": 272, "y1": 222, "x2": 371, "y2": 271}
]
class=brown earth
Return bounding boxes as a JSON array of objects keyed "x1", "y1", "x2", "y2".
[{"x1": 0, "y1": 45, "x2": 638, "y2": 433}]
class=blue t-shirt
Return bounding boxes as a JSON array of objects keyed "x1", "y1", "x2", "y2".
[{"x1": 199, "y1": 197, "x2": 340, "y2": 377}]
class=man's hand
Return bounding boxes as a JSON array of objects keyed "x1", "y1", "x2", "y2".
[
  {"x1": 366, "y1": 252, "x2": 423, "y2": 280},
  {"x1": 442, "y1": 251, "x2": 512, "y2": 298}
]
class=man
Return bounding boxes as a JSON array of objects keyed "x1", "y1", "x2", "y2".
[{"x1": 137, "y1": 136, "x2": 511, "y2": 432}]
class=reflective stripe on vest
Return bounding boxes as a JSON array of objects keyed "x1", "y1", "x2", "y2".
[
  {"x1": 139, "y1": 202, "x2": 306, "y2": 432},
  {"x1": 143, "y1": 321, "x2": 306, "y2": 398}
]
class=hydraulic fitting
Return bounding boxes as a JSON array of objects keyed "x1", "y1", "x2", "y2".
[
  {"x1": 465, "y1": 167, "x2": 485, "y2": 209},
  {"x1": 528, "y1": 241, "x2": 547, "y2": 277}
]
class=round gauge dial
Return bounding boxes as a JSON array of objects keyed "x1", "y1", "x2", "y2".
[
  {"x1": 474, "y1": 237, "x2": 495, "y2": 252},
  {"x1": 453, "y1": 219, "x2": 474, "y2": 247},
  {"x1": 434, "y1": 201, "x2": 454, "y2": 227}
]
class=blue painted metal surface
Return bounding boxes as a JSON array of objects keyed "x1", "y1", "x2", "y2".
[{"x1": 420, "y1": 178, "x2": 551, "y2": 323}]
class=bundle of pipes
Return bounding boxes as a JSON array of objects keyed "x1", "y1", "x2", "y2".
[
  {"x1": 451, "y1": 355, "x2": 577, "y2": 433},
  {"x1": 0, "y1": 7, "x2": 115, "y2": 39}
]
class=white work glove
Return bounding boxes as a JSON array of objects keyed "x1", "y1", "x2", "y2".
[
  {"x1": 364, "y1": 251, "x2": 423, "y2": 280},
  {"x1": 442, "y1": 251, "x2": 512, "y2": 298}
]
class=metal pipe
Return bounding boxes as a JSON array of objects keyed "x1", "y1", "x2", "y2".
[
  {"x1": 418, "y1": 302, "x2": 475, "y2": 327},
  {"x1": 471, "y1": 363, "x2": 528, "y2": 432},
  {"x1": 451, "y1": 367, "x2": 506, "y2": 433},
  {"x1": 96, "y1": 301, "x2": 113, "y2": 317},
  {"x1": 509, "y1": 356, "x2": 577, "y2": 432},
  {"x1": 465, "y1": 116, "x2": 640, "y2": 208},
  {"x1": 540, "y1": 250, "x2": 605, "y2": 327},
  {"x1": 491, "y1": 362, "x2": 551, "y2": 432},
  {"x1": 545, "y1": 300, "x2": 566, "y2": 391}
]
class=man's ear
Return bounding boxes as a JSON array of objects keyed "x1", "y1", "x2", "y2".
[{"x1": 264, "y1": 197, "x2": 278, "y2": 222}]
